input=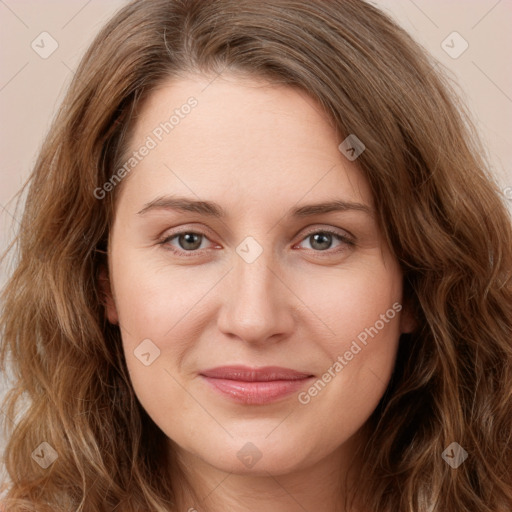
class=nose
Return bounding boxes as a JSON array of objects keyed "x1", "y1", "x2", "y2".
[{"x1": 216, "y1": 245, "x2": 296, "y2": 346}]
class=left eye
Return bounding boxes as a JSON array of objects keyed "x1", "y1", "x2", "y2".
[{"x1": 295, "y1": 230, "x2": 352, "y2": 252}]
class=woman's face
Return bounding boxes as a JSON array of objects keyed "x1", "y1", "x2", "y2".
[{"x1": 105, "y1": 73, "x2": 413, "y2": 476}]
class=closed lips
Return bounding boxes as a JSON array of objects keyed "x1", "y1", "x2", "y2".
[
  {"x1": 200, "y1": 366, "x2": 315, "y2": 405},
  {"x1": 200, "y1": 366, "x2": 314, "y2": 381}
]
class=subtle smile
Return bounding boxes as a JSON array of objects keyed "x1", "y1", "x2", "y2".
[{"x1": 200, "y1": 366, "x2": 315, "y2": 405}]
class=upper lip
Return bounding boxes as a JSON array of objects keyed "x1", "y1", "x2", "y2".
[{"x1": 200, "y1": 365, "x2": 314, "y2": 382}]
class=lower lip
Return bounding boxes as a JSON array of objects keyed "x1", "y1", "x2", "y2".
[{"x1": 201, "y1": 376, "x2": 314, "y2": 405}]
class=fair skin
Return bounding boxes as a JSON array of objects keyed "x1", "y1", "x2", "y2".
[{"x1": 103, "y1": 73, "x2": 415, "y2": 512}]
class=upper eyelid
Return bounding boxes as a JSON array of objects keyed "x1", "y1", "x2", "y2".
[{"x1": 299, "y1": 225, "x2": 354, "y2": 239}]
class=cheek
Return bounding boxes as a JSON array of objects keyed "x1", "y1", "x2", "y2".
[
  {"x1": 110, "y1": 252, "x2": 231, "y2": 424},
  {"x1": 295, "y1": 257, "x2": 403, "y2": 353},
  {"x1": 112, "y1": 254, "x2": 213, "y2": 340},
  {"x1": 294, "y1": 262, "x2": 403, "y2": 440}
]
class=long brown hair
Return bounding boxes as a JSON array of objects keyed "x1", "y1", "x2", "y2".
[{"x1": 1, "y1": 0, "x2": 511, "y2": 510}]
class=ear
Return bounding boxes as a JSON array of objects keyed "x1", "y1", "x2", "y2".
[{"x1": 98, "y1": 265, "x2": 119, "y2": 325}]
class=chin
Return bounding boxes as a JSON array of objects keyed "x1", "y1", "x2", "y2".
[{"x1": 187, "y1": 433, "x2": 319, "y2": 476}]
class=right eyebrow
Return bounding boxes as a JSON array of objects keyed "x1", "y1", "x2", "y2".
[{"x1": 137, "y1": 196, "x2": 225, "y2": 217}]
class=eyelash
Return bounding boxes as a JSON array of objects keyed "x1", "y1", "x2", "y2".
[{"x1": 158, "y1": 227, "x2": 355, "y2": 258}]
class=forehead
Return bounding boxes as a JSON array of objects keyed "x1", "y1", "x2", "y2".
[{"x1": 118, "y1": 74, "x2": 372, "y2": 213}]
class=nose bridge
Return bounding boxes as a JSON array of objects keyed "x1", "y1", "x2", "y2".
[
  {"x1": 217, "y1": 235, "x2": 293, "y2": 344},
  {"x1": 235, "y1": 242, "x2": 274, "y2": 305}
]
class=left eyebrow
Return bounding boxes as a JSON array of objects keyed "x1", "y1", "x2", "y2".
[
  {"x1": 136, "y1": 195, "x2": 373, "y2": 218},
  {"x1": 290, "y1": 200, "x2": 373, "y2": 217}
]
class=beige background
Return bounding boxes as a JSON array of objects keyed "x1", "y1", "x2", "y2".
[{"x1": 1, "y1": 0, "x2": 512, "y2": 493}]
